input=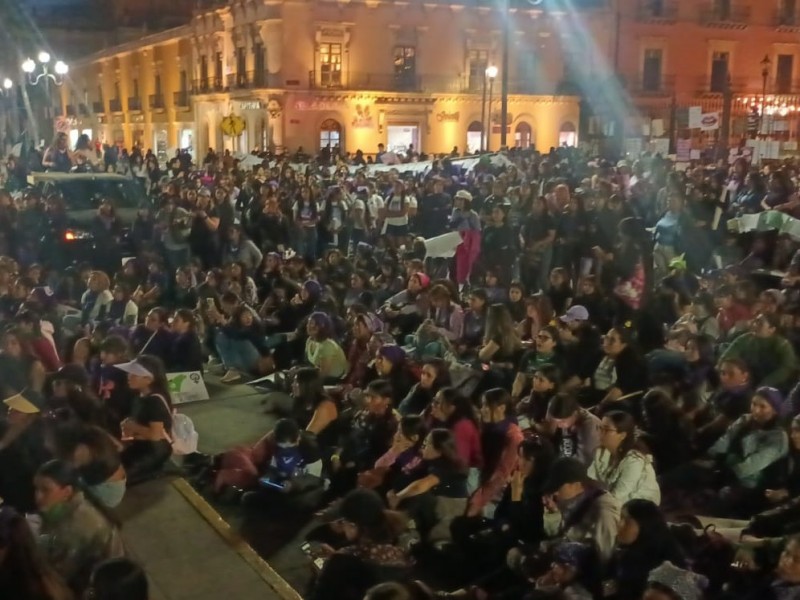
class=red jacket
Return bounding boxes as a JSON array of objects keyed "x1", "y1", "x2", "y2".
[{"x1": 27, "y1": 336, "x2": 61, "y2": 372}]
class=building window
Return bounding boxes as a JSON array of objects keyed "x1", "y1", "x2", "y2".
[
  {"x1": 777, "y1": 54, "x2": 794, "y2": 94},
  {"x1": 710, "y1": 51, "x2": 729, "y2": 93},
  {"x1": 320, "y1": 43, "x2": 342, "y2": 87},
  {"x1": 468, "y1": 49, "x2": 489, "y2": 91},
  {"x1": 559, "y1": 122, "x2": 577, "y2": 147},
  {"x1": 394, "y1": 46, "x2": 416, "y2": 89},
  {"x1": 97, "y1": 85, "x2": 104, "y2": 104},
  {"x1": 214, "y1": 52, "x2": 223, "y2": 88},
  {"x1": 714, "y1": 0, "x2": 731, "y2": 20},
  {"x1": 114, "y1": 81, "x2": 121, "y2": 100},
  {"x1": 642, "y1": 49, "x2": 663, "y2": 91},
  {"x1": 132, "y1": 78, "x2": 139, "y2": 98},
  {"x1": 254, "y1": 42, "x2": 266, "y2": 85},
  {"x1": 782, "y1": 0, "x2": 798, "y2": 25},
  {"x1": 515, "y1": 122, "x2": 533, "y2": 149},
  {"x1": 467, "y1": 120, "x2": 483, "y2": 154},
  {"x1": 200, "y1": 56, "x2": 209, "y2": 89},
  {"x1": 154, "y1": 74, "x2": 162, "y2": 95},
  {"x1": 180, "y1": 70, "x2": 187, "y2": 92},
  {"x1": 320, "y1": 118, "x2": 341, "y2": 149},
  {"x1": 236, "y1": 47, "x2": 246, "y2": 86}
]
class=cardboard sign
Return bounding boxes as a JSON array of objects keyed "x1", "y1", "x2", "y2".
[{"x1": 167, "y1": 371, "x2": 209, "y2": 405}]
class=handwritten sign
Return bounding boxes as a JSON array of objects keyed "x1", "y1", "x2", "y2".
[{"x1": 167, "y1": 371, "x2": 210, "y2": 405}]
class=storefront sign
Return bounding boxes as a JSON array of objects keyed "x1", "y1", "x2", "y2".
[
  {"x1": 436, "y1": 111, "x2": 459, "y2": 122},
  {"x1": 295, "y1": 99, "x2": 339, "y2": 111},
  {"x1": 239, "y1": 101, "x2": 263, "y2": 110},
  {"x1": 167, "y1": 371, "x2": 210, "y2": 405}
]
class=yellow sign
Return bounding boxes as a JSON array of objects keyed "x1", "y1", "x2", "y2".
[{"x1": 221, "y1": 115, "x2": 246, "y2": 137}]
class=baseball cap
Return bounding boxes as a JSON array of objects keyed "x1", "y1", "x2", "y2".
[
  {"x1": 3, "y1": 390, "x2": 45, "y2": 415},
  {"x1": 454, "y1": 189, "x2": 473, "y2": 202},
  {"x1": 542, "y1": 457, "x2": 588, "y2": 494},
  {"x1": 113, "y1": 360, "x2": 154, "y2": 378},
  {"x1": 559, "y1": 305, "x2": 589, "y2": 324}
]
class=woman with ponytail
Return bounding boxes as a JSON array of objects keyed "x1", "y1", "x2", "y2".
[{"x1": 33, "y1": 459, "x2": 124, "y2": 594}]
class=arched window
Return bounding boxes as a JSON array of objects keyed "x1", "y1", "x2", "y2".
[
  {"x1": 514, "y1": 122, "x2": 533, "y2": 149},
  {"x1": 320, "y1": 119, "x2": 342, "y2": 150},
  {"x1": 559, "y1": 121, "x2": 577, "y2": 147},
  {"x1": 466, "y1": 120, "x2": 483, "y2": 154}
]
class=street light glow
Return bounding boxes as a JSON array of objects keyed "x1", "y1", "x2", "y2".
[
  {"x1": 54, "y1": 61, "x2": 69, "y2": 75},
  {"x1": 38, "y1": 51, "x2": 51, "y2": 64},
  {"x1": 21, "y1": 58, "x2": 35, "y2": 73},
  {"x1": 2, "y1": 78, "x2": 12, "y2": 90},
  {"x1": 486, "y1": 65, "x2": 498, "y2": 79}
]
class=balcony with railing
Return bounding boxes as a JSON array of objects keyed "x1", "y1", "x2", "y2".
[
  {"x1": 109, "y1": 98, "x2": 122, "y2": 113},
  {"x1": 624, "y1": 74, "x2": 677, "y2": 96},
  {"x1": 191, "y1": 78, "x2": 225, "y2": 94},
  {"x1": 148, "y1": 94, "x2": 165, "y2": 110},
  {"x1": 128, "y1": 97, "x2": 142, "y2": 112},
  {"x1": 695, "y1": 75, "x2": 750, "y2": 94},
  {"x1": 698, "y1": 3, "x2": 751, "y2": 27},
  {"x1": 174, "y1": 90, "x2": 190, "y2": 108},
  {"x1": 225, "y1": 70, "x2": 282, "y2": 90},
  {"x1": 636, "y1": 0, "x2": 678, "y2": 22},
  {"x1": 774, "y1": 8, "x2": 800, "y2": 28}
]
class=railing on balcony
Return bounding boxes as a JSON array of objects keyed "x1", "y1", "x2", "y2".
[
  {"x1": 174, "y1": 90, "x2": 190, "y2": 108},
  {"x1": 109, "y1": 99, "x2": 122, "y2": 113},
  {"x1": 624, "y1": 75, "x2": 677, "y2": 95},
  {"x1": 637, "y1": 0, "x2": 678, "y2": 21},
  {"x1": 695, "y1": 75, "x2": 750, "y2": 94},
  {"x1": 698, "y1": 4, "x2": 751, "y2": 26},
  {"x1": 225, "y1": 71, "x2": 281, "y2": 90},
  {"x1": 128, "y1": 97, "x2": 142, "y2": 112},
  {"x1": 149, "y1": 94, "x2": 165, "y2": 110},
  {"x1": 92, "y1": 101, "x2": 105, "y2": 114},
  {"x1": 775, "y1": 8, "x2": 800, "y2": 28},
  {"x1": 306, "y1": 71, "x2": 556, "y2": 95},
  {"x1": 191, "y1": 78, "x2": 225, "y2": 94}
]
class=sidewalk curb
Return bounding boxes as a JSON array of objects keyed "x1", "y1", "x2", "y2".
[{"x1": 171, "y1": 478, "x2": 303, "y2": 600}]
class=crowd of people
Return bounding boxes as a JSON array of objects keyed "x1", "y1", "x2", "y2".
[{"x1": 4, "y1": 133, "x2": 800, "y2": 600}]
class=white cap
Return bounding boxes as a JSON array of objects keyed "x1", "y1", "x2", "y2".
[{"x1": 113, "y1": 360, "x2": 154, "y2": 378}]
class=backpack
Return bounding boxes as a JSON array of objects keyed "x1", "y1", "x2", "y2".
[{"x1": 155, "y1": 394, "x2": 199, "y2": 456}]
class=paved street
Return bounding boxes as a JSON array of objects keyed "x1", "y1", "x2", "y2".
[{"x1": 116, "y1": 378, "x2": 308, "y2": 600}]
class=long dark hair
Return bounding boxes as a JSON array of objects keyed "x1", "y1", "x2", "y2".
[
  {"x1": 0, "y1": 507, "x2": 72, "y2": 600},
  {"x1": 292, "y1": 367, "x2": 326, "y2": 410},
  {"x1": 603, "y1": 410, "x2": 650, "y2": 465},
  {"x1": 436, "y1": 387, "x2": 480, "y2": 429},
  {"x1": 620, "y1": 499, "x2": 685, "y2": 565},
  {"x1": 134, "y1": 354, "x2": 172, "y2": 409},
  {"x1": 428, "y1": 428, "x2": 466, "y2": 473}
]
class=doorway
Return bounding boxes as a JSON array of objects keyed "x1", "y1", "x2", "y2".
[{"x1": 387, "y1": 124, "x2": 419, "y2": 154}]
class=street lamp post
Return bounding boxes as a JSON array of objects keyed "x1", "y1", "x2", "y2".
[
  {"x1": 760, "y1": 54, "x2": 771, "y2": 137},
  {"x1": 21, "y1": 52, "x2": 69, "y2": 143},
  {"x1": 481, "y1": 65, "x2": 498, "y2": 152}
]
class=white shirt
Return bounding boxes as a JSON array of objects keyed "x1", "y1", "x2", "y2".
[
  {"x1": 367, "y1": 194, "x2": 385, "y2": 220},
  {"x1": 384, "y1": 194, "x2": 416, "y2": 227}
]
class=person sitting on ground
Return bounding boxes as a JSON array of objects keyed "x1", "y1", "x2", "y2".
[
  {"x1": 719, "y1": 312, "x2": 798, "y2": 389},
  {"x1": 113, "y1": 355, "x2": 174, "y2": 485},
  {"x1": 240, "y1": 418, "x2": 324, "y2": 510},
  {"x1": 387, "y1": 428, "x2": 468, "y2": 544},
  {"x1": 0, "y1": 505, "x2": 73, "y2": 600},
  {"x1": 310, "y1": 489, "x2": 411, "y2": 600},
  {"x1": 33, "y1": 460, "x2": 124, "y2": 594},
  {"x1": 587, "y1": 410, "x2": 661, "y2": 505},
  {"x1": 546, "y1": 393, "x2": 601, "y2": 465}
]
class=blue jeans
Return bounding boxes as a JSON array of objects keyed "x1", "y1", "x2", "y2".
[
  {"x1": 295, "y1": 227, "x2": 318, "y2": 263},
  {"x1": 215, "y1": 331, "x2": 260, "y2": 373}
]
